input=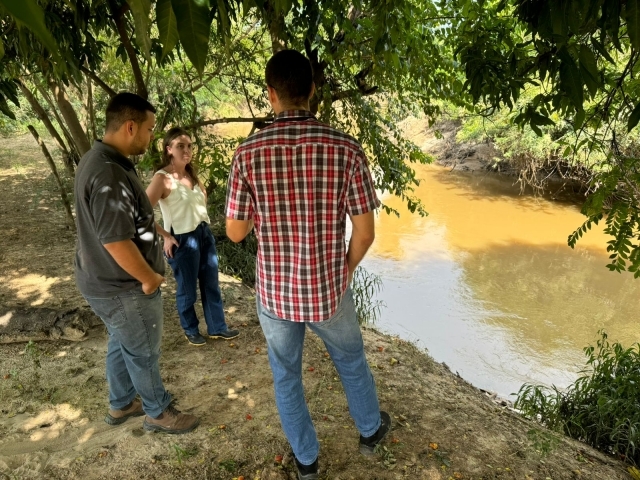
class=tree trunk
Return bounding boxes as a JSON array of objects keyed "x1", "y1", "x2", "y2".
[
  {"x1": 49, "y1": 81, "x2": 92, "y2": 156},
  {"x1": 18, "y1": 79, "x2": 75, "y2": 177},
  {"x1": 35, "y1": 83, "x2": 79, "y2": 154},
  {"x1": 87, "y1": 77, "x2": 97, "y2": 141},
  {"x1": 265, "y1": 1, "x2": 287, "y2": 53},
  {"x1": 112, "y1": 4, "x2": 148, "y2": 99},
  {"x1": 27, "y1": 125, "x2": 76, "y2": 231}
]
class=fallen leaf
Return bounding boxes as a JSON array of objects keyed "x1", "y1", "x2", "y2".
[
  {"x1": 324, "y1": 352, "x2": 330, "y2": 358},
  {"x1": 391, "y1": 437, "x2": 399, "y2": 444},
  {"x1": 221, "y1": 359, "x2": 228, "y2": 364},
  {"x1": 218, "y1": 424, "x2": 226, "y2": 430},
  {"x1": 274, "y1": 454, "x2": 283, "y2": 463},
  {"x1": 307, "y1": 367, "x2": 315, "y2": 372},
  {"x1": 245, "y1": 414, "x2": 253, "y2": 420},
  {"x1": 429, "y1": 442, "x2": 438, "y2": 450},
  {"x1": 390, "y1": 357, "x2": 398, "y2": 365},
  {"x1": 629, "y1": 466, "x2": 640, "y2": 480},
  {"x1": 3, "y1": 374, "x2": 9, "y2": 380},
  {"x1": 454, "y1": 473, "x2": 463, "y2": 479},
  {"x1": 229, "y1": 343, "x2": 236, "y2": 348},
  {"x1": 254, "y1": 348, "x2": 261, "y2": 354},
  {"x1": 377, "y1": 346, "x2": 384, "y2": 352}
]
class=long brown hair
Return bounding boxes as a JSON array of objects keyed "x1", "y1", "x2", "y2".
[{"x1": 155, "y1": 127, "x2": 198, "y2": 181}]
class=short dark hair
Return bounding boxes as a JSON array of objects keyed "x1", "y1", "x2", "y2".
[
  {"x1": 265, "y1": 50, "x2": 313, "y2": 105},
  {"x1": 105, "y1": 92, "x2": 156, "y2": 132}
]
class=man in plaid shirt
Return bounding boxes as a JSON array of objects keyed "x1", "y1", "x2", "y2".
[{"x1": 226, "y1": 50, "x2": 390, "y2": 480}]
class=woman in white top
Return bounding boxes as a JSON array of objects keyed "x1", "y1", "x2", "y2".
[{"x1": 146, "y1": 127, "x2": 239, "y2": 346}]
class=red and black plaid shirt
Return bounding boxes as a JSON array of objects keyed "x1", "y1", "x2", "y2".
[{"x1": 226, "y1": 110, "x2": 380, "y2": 322}]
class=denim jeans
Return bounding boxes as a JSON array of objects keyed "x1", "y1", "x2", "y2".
[
  {"x1": 83, "y1": 287, "x2": 172, "y2": 418},
  {"x1": 167, "y1": 222, "x2": 227, "y2": 336},
  {"x1": 257, "y1": 288, "x2": 381, "y2": 465}
]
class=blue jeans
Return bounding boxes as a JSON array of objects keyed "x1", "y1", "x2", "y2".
[
  {"x1": 167, "y1": 222, "x2": 227, "y2": 336},
  {"x1": 83, "y1": 287, "x2": 172, "y2": 418},
  {"x1": 257, "y1": 288, "x2": 381, "y2": 465}
]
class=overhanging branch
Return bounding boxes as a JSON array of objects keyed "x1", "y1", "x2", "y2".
[
  {"x1": 331, "y1": 86, "x2": 379, "y2": 102},
  {"x1": 79, "y1": 65, "x2": 116, "y2": 98},
  {"x1": 185, "y1": 116, "x2": 274, "y2": 130}
]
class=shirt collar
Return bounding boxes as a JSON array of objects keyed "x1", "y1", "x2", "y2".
[
  {"x1": 93, "y1": 140, "x2": 136, "y2": 171},
  {"x1": 275, "y1": 110, "x2": 316, "y2": 122}
]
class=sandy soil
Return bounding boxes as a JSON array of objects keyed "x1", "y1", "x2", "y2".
[{"x1": 0, "y1": 134, "x2": 631, "y2": 479}]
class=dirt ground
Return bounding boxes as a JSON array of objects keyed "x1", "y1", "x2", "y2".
[{"x1": 0, "y1": 134, "x2": 631, "y2": 479}]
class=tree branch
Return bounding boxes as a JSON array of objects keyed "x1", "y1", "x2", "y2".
[
  {"x1": 79, "y1": 65, "x2": 116, "y2": 98},
  {"x1": 184, "y1": 116, "x2": 273, "y2": 130},
  {"x1": 111, "y1": 3, "x2": 148, "y2": 99},
  {"x1": 331, "y1": 87, "x2": 379, "y2": 102},
  {"x1": 27, "y1": 125, "x2": 76, "y2": 231}
]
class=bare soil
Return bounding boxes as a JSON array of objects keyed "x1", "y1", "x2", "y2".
[{"x1": 0, "y1": 134, "x2": 630, "y2": 479}]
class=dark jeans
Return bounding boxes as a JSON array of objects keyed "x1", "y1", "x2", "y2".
[
  {"x1": 167, "y1": 222, "x2": 227, "y2": 336},
  {"x1": 84, "y1": 287, "x2": 172, "y2": 418}
]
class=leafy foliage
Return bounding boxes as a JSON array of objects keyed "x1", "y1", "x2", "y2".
[
  {"x1": 515, "y1": 331, "x2": 640, "y2": 464},
  {"x1": 447, "y1": 0, "x2": 640, "y2": 275},
  {"x1": 351, "y1": 266, "x2": 385, "y2": 325}
]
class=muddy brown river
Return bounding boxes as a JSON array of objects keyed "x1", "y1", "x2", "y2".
[{"x1": 362, "y1": 164, "x2": 640, "y2": 399}]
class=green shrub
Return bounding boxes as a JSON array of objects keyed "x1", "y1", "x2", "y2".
[
  {"x1": 515, "y1": 331, "x2": 640, "y2": 464},
  {"x1": 352, "y1": 267, "x2": 385, "y2": 326}
]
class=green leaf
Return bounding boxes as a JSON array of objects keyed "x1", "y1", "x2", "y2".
[
  {"x1": 171, "y1": 0, "x2": 212, "y2": 75},
  {"x1": 0, "y1": 94, "x2": 15, "y2": 119},
  {"x1": 575, "y1": 108, "x2": 586, "y2": 130},
  {"x1": 627, "y1": 101, "x2": 640, "y2": 131},
  {"x1": 579, "y1": 45, "x2": 600, "y2": 97},
  {"x1": 559, "y1": 50, "x2": 584, "y2": 109},
  {"x1": 628, "y1": 0, "x2": 640, "y2": 50},
  {"x1": 591, "y1": 36, "x2": 615, "y2": 64},
  {"x1": 157, "y1": 0, "x2": 179, "y2": 60},
  {"x1": 126, "y1": 0, "x2": 152, "y2": 62},
  {"x1": 0, "y1": 40, "x2": 4, "y2": 60},
  {"x1": 0, "y1": 80, "x2": 19, "y2": 106},
  {"x1": 0, "y1": 0, "x2": 63, "y2": 66}
]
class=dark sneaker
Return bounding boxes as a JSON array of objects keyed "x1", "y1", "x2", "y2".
[
  {"x1": 294, "y1": 456, "x2": 318, "y2": 480},
  {"x1": 104, "y1": 398, "x2": 144, "y2": 425},
  {"x1": 359, "y1": 411, "x2": 391, "y2": 456},
  {"x1": 143, "y1": 404, "x2": 200, "y2": 434},
  {"x1": 207, "y1": 329, "x2": 240, "y2": 340},
  {"x1": 185, "y1": 333, "x2": 206, "y2": 346}
]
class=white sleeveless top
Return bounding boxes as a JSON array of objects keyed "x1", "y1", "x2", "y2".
[{"x1": 155, "y1": 169, "x2": 210, "y2": 235}]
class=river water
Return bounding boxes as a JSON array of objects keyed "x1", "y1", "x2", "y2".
[{"x1": 362, "y1": 164, "x2": 640, "y2": 399}]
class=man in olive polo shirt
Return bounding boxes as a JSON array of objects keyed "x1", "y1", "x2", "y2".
[{"x1": 75, "y1": 92, "x2": 199, "y2": 434}]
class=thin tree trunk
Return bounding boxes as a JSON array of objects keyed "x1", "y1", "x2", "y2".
[
  {"x1": 112, "y1": 4, "x2": 148, "y2": 99},
  {"x1": 27, "y1": 125, "x2": 76, "y2": 232},
  {"x1": 18, "y1": 79, "x2": 75, "y2": 177},
  {"x1": 87, "y1": 77, "x2": 97, "y2": 141},
  {"x1": 79, "y1": 65, "x2": 116, "y2": 98},
  {"x1": 264, "y1": 1, "x2": 287, "y2": 53},
  {"x1": 36, "y1": 83, "x2": 81, "y2": 157},
  {"x1": 49, "y1": 81, "x2": 92, "y2": 156}
]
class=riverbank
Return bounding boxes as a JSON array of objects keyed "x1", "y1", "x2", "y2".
[
  {"x1": 0, "y1": 135, "x2": 631, "y2": 479},
  {"x1": 401, "y1": 117, "x2": 590, "y2": 199}
]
